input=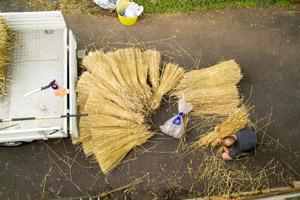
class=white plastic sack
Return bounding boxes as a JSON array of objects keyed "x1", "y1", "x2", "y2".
[
  {"x1": 160, "y1": 99, "x2": 193, "y2": 139},
  {"x1": 94, "y1": 0, "x2": 125, "y2": 10},
  {"x1": 124, "y1": 2, "x2": 144, "y2": 18}
]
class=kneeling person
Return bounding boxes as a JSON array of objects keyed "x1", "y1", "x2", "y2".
[{"x1": 216, "y1": 127, "x2": 257, "y2": 160}]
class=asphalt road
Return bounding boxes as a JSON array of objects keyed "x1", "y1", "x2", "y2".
[{"x1": 0, "y1": 2, "x2": 300, "y2": 199}]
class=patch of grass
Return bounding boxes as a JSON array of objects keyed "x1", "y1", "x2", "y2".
[
  {"x1": 275, "y1": 0, "x2": 295, "y2": 7},
  {"x1": 26, "y1": 0, "x2": 102, "y2": 15},
  {"x1": 26, "y1": 0, "x2": 294, "y2": 14},
  {"x1": 134, "y1": 0, "x2": 294, "y2": 13}
]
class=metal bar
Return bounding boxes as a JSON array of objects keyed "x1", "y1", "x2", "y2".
[{"x1": 0, "y1": 114, "x2": 88, "y2": 123}]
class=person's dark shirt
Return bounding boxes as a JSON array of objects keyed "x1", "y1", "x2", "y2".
[{"x1": 229, "y1": 127, "x2": 257, "y2": 158}]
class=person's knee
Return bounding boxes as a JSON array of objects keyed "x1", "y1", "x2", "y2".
[{"x1": 222, "y1": 152, "x2": 231, "y2": 161}]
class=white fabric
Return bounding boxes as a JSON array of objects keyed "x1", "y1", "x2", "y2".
[
  {"x1": 94, "y1": 0, "x2": 125, "y2": 10},
  {"x1": 160, "y1": 99, "x2": 193, "y2": 139},
  {"x1": 124, "y1": 2, "x2": 144, "y2": 17}
]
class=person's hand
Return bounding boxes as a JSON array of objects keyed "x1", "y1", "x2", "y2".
[
  {"x1": 216, "y1": 136, "x2": 222, "y2": 144},
  {"x1": 214, "y1": 125, "x2": 220, "y2": 132},
  {"x1": 222, "y1": 152, "x2": 232, "y2": 161}
]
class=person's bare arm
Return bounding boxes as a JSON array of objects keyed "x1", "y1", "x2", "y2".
[
  {"x1": 214, "y1": 125, "x2": 220, "y2": 132},
  {"x1": 215, "y1": 126, "x2": 223, "y2": 144},
  {"x1": 222, "y1": 146, "x2": 230, "y2": 155},
  {"x1": 222, "y1": 147, "x2": 232, "y2": 160}
]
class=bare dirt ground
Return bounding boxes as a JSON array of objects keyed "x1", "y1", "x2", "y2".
[{"x1": 0, "y1": 2, "x2": 300, "y2": 200}]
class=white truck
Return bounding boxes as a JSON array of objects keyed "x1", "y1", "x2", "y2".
[{"x1": 0, "y1": 11, "x2": 79, "y2": 146}]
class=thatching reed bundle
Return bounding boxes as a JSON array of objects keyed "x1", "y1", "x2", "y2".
[
  {"x1": 175, "y1": 60, "x2": 242, "y2": 91},
  {"x1": 91, "y1": 124, "x2": 154, "y2": 174},
  {"x1": 84, "y1": 90, "x2": 144, "y2": 124},
  {"x1": 75, "y1": 49, "x2": 244, "y2": 174},
  {"x1": 81, "y1": 50, "x2": 120, "y2": 90},
  {"x1": 171, "y1": 60, "x2": 242, "y2": 116},
  {"x1": 143, "y1": 50, "x2": 161, "y2": 94},
  {"x1": 0, "y1": 16, "x2": 11, "y2": 98},
  {"x1": 120, "y1": 48, "x2": 142, "y2": 91},
  {"x1": 151, "y1": 63, "x2": 184, "y2": 110},
  {"x1": 84, "y1": 114, "x2": 136, "y2": 128},
  {"x1": 76, "y1": 71, "x2": 145, "y2": 114},
  {"x1": 75, "y1": 113, "x2": 138, "y2": 157},
  {"x1": 112, "y1": 49, "x2": 150, "y2": 111},
  {"x1": 183, "y1": 84, "x2": 240, "y2": 116},
  {"x1": 77, "y1": 129, "x2": 94, "y2": 156},
  {"x1": 191, "y1": 106, "x2": 249, "y2": 149},
  {"x1": 105, "y1": 51, "x2": 127, "y2": 86},
  {"x1": 134, "y1": 48, "x2": 152, "y2": 105},
  {"x1": 75, "y1": 48, "x2": 166, "y2": 174}
]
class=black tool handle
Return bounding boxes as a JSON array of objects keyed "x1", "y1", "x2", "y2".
[
  {"x1": 61, "y1": 114, "x2": 88, "y2": 118},
  {"x1": 41, "y1": 84, "x2": 51, "y2": 90},
  {"x1": 0, "y1": 114, "x2": 88, "y2": 123}
]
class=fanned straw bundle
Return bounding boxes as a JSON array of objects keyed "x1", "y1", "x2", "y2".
[
  {"x1": 171, "y1": 60, "x2": 242, "y2": 116},
  {"x1": 151, "y1": 63, "x2": 184, "y2": 110},
  {"x1": 191, "y1": 106, "x2": 250, "y2": 149},
  {"x1": 75, "y1": 48, "x2": 244, "y2": 174},
  {"x1": 0, "y1": 16, "x2": 11, "y2": 98},
  {"x1": 75, "y1": 48, "x2": 176, "y2": 174}
]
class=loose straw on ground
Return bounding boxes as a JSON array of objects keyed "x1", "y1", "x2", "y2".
[{"x1": 194, "y1": 152, "x2": 278, "y2": 198}]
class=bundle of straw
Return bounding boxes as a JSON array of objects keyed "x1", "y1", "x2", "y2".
[
  {"x1": 151, "y1": 63, "x2": 184, "y2": 110},
  {"x1": 171, "y1": 60, "x2": 242, "y2": 116},
  {"x1": 143, "y1": 50, "x2": 161, "y2": 94},
  {"x1": 92, "y1": 124, "x2": 154, "y2": 174},
  {"x1": 76, "y1": 71, "x2": 145, "y2": 114},
  {"x1": 183, "y1": 84, "x2": 240, "y2": 116},
  {"x1": 191, "y1": 106, "x2": 250, "y2": 149},
  {"x1": 0, "y1": 16, "x2": 11, "y2": 98},
  {"x1": 84, "y1": 90, "x2": 145, "y2": 124},
  {"x1": 134, "y1": 48, "x2": 152, "y2": 105},
  {"x1": 112, "y1": 49, "x2": 150, "y2": 111},
  {"x1": 81, "y1": 50, "x2": 119, "y2": 88},
  {"x1": 75, "y1": 48, "x2": 164, "y2": 174},
  {"x1": 76, "y1": 48, "x2": 247, "y2": 174}
]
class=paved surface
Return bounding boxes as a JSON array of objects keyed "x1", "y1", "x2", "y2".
[{"x1": 0, "y1": 2, "x2": 300, "y2": 199}]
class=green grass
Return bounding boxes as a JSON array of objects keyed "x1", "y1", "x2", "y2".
[
  {"x1": 134, "y1": 0, "x2": 295, "y2": 14},
  {"x1": 26, "y1": 0, "x2": 295, "y2": 15}
]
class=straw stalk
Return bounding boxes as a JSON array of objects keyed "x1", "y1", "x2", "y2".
[
  {"x1": 191, "y1": 106, "x2": 250, "y2": 149},
  {"x1": 0, "y1": 16, "x2": 11, "y2": 98},
  {"x1": 171, "y1": 60, "x2": 242, "y2": 116}
]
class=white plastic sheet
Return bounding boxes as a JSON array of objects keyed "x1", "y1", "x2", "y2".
[
  {"x1": 160, "y1": 99, "x2": 193, "y2": 139},
  {"x1": 124, "y1": 2, "x2": 144, "y2": 17},
  {"x1": 94, "y1": 0, "x2": 125, "y2": 10}
]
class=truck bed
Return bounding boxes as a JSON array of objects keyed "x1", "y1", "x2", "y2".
[{"x1": 0, "y1": 29, "x2": 65, "y2": 131}]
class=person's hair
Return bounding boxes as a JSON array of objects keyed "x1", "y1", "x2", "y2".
[{"x1": 221, "y1": 136, "x2": 236, "y2": 147}]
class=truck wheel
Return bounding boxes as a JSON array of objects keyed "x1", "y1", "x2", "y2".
[{"x1": 0, "y1": 141, "x2": 23, "y2": 147}]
